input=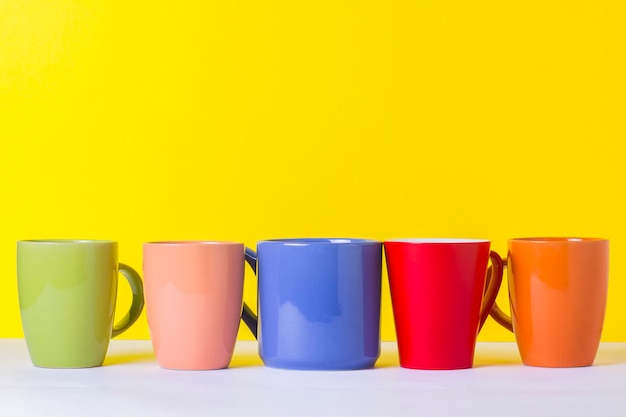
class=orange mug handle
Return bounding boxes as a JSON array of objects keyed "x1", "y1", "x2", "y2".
[
  {"x1": 479, "y1": 251, "x2": 505, "y2": 330},
  {"x1": 487, "y1": 258, "x2": 514, "y2": 332}
]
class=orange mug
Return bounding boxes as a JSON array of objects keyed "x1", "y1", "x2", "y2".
[
  {"x1": 490, "y1": 237, "x2": 609, "y2": 367},
  {"x1": 143, "y1": 241, "x2": 245, "y2": 370}
]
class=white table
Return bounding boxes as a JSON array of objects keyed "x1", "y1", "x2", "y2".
[{"x1": 1, "y1": 339, "x2": 625, "y2": 416}]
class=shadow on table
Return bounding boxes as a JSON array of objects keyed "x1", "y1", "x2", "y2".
[
  {"x1": 472, "y1": 343, "x2": 626, "y2": 368},
  {"x1": 593, "y1": 344, "x2": 626, "y2": 366},
  {"x1": 229, "y1": 350, "x2": 398, "y2": 369},
  {"x1": 229, "y1": 352, "x2": 264, "y2": 368},
  {"x1": 375, "y1": 349, "x2": 400, "y2": 368},
  {"x1": 473, "y1": 346, "x2": 521, "y2": 368},
  {"x1": 375, "y1": 344, "x2": 521, "y2": 369},
  {"x1": 103, "y1": 350, "x2": 157, "y2": 366}
]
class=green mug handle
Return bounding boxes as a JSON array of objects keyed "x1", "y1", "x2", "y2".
[{"x1": 112, "y1": 263, "x2": 145, "y2": 338}]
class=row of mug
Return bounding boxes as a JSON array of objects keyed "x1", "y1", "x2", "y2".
[{"x1": 15, "y1": 237, "x2": 609, "y2": 370}]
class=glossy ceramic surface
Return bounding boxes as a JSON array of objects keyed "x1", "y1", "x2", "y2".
[
  {"x1": 490, "y1": 237, "x2": 609, "y2": 367},
  {"x1": 242, "y1": 238, "x2": 382, "y2": 370},
  {"x1": 143, "y1": 241, "x2": 245, "y2": 370},
  {"x1": 17, "y1": 240, "x2": 144, "y2": 368},
  {"x1": 384, "y1": 239, "x2": 503, "y2": 370}
]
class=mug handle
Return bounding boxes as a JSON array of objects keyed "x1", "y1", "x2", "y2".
[
  {"x1": 478, "y1": 251, "x2": 505, "y2": 330},
  {"x1": 241, "y1": 247, "x2": 259, "y2": 339},
  {"x1": 111, "y1": 263, "x2": 145, "y2": 338},
  {"x1": 488, "y1": 258, "x2": 514, "y2": 332}
]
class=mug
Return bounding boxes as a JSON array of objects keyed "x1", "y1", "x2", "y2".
[
  {"x1": 17, "y1": 239, "x2": 144, "y2": 368},
  {"x1": 241, "y1": 238, "x2": 382, "y2": 370},
  {"x1": 490, "y1": 237, "x2": 609, "y2": 367},
  {"x1": 143, "y1": 241, "x2": 245, "y2": 370},
  {"x1": 383, "y1": 239, "x2": 504, "y2": 370}
]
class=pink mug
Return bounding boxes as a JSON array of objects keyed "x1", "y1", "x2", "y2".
[{"x1": 143, "y1": 241, "x2": 245, "y2": 370}]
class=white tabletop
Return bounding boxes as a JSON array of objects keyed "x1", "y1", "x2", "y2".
[{"x1": 1, "y1": 339, "x2": 625, "y2": 416}]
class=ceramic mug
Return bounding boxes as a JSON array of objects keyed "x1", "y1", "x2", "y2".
[
  {"x1": 383, "y1": 239, "x2": 504, "y2": 370},
  {"x1": 490, "y1": 237, "x2": 609, "y2": 367},
  {"x1": 17, "y1": 239, "x2": 144, "y2": 368},
  {"x1": 143, "y1": 241, "x2": 245, "y2": 370},
  {"x1": 241, "y1": 238, "x2": 382, "y2": 370}
]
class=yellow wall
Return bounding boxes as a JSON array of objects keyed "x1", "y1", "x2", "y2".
[{"x1": 1, "y1": 0, "x2": 624, "y2": 342}]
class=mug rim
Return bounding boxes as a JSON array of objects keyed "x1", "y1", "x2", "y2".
[
  {"x1": 144, "y1": 240, "x2": 243, "y2": 246},
  {"x1": 18, "y1": 239, "x2": 116, "y2": 245},
  {"x1": 384, "y1": 238, "x2": 490, "y2": 244},
  {"x1": 509, "y1": 237, "x2": 608, "y2": 243},
  {"x1": 257, "y1": 238, "x2": 380, "y2": 246}
]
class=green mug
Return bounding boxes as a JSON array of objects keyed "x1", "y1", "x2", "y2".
[{"x1": 17, "y1": 240, "x2": 145, "y2": 368}]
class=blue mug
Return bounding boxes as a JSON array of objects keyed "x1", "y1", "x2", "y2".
[{"x1": 241, "y1": 238, "x2": 382, "y2": 370}]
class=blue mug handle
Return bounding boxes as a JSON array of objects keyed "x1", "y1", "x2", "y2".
[{"x1": 241, "y1": 247, "x2": 258, "y2": 339}]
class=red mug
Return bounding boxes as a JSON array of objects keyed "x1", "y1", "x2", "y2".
[{"x1": 384, "y1": 239, "x2": 504, "y2": 370}]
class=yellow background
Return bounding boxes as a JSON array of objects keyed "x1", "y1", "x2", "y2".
[{"x1": 1, "y1": 0, "x2": 624, "y2": 342}]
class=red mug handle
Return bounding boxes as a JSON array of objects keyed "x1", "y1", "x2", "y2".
[
  {"x1": 478, "y1": 251, "x2": 505, "y2": 330},
  {"x1": 487, "y1": 257, "x2": 514, "y2": 332}
]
